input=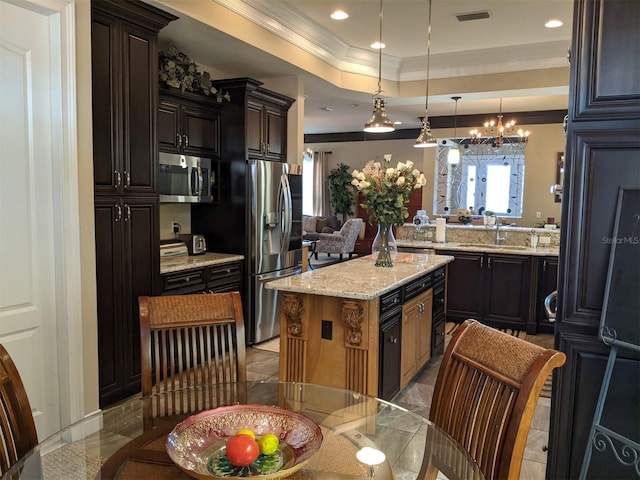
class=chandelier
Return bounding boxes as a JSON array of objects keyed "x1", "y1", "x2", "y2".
[{"x1": 469, "y1": 98, "x2": 530, "y2": 147}]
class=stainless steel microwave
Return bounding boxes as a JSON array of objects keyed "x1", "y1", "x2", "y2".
[{"x1": 158, "y1": 153, "x2": 213, "y2": 203}]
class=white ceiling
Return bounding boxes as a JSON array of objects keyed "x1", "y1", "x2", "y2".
[{"x1": 151, "y1": 0, "x2": 574, "y2": 134}]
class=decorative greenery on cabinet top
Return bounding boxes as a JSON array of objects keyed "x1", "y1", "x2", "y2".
[{"x1": 159, "y1": 45, "x2": 230, "y2": 102}]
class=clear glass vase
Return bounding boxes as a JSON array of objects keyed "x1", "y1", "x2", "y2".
[{"x1": 371, "y1": 222, "x2": 398, "y2": 267}]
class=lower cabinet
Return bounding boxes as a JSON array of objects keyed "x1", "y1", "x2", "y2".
[
  {"x1": 95, "y1": 196, "x2": 159, "y2": 407},
  {"x1": 442, "y1": 251, "x2": 534, "y2": 332},
  {"x1": 161, "y1": 261, "x2": 242, "y2": 295},
  {"x1": 378, "y1": 311, "x2": 402, "y2": 401},
  {"x1": 401, "y1": 289, "x2": 433, "y2": 388}
]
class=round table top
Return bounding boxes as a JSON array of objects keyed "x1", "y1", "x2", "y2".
[{"x1": 8, "y1": 381, "x2": 483, "y2": 480}]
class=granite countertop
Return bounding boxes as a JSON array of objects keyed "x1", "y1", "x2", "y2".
[
  {"x1": 265, "y1": 253, "x2": 454, "y2": 300},
  {"x1": 397, "y1": 240, "x2": 559, "y2": 257},
  {"x1": 160, "y1": 252, "x2": 244, "y2": 274}
]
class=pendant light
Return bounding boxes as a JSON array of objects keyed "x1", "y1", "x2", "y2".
[
  {"x1": 447, "y1": 96, "x2": 461, "y2": 164},
  {"x1": 364, "y1": 0, "x2": 395, "y2": 133},
  {"x1": 414, "y1": 0, "x2": 437, "y2": 148}
]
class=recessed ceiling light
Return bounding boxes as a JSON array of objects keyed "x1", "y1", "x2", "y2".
[
  {"x1": 349, "y1": 104, "x2": 359, "y2": 108},
  {"x1": 330, "y1": 10, "x2": 349, "y2": 20},
  {"x1": 394, "y1": 121, "x2": 403, "y2": 125},
  {"x1": 545, "y1": 19, "x2": 563, "y2": 28},
  {"x1": 370, "y1": 41, "x2": 385, "y2": 49},
  {"x1": 320, "y1": 107, "x2": 334, "y2": 112}
]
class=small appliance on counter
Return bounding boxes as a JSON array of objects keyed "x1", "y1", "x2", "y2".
[{"x1": 177, "y1": 233, "x2": 207, "y2": 255}]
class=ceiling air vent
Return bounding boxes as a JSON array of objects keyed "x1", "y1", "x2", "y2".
[{"x1": 455, "y1": 11, "x2": 490, "y2": 22}]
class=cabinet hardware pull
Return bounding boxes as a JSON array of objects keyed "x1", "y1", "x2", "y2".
[
  {"x1": 115, "y1": 204, "x2": 122, "y2": 222},
  {"x1": 176, "y1": 134, "x2": 182, "y2": 148},
  {"x1": 114, "y1": 170, "x2": 121, "y2": 188},
  {"x1": 124, "y1": 204, "x2": 131, "y2": 222},
  {"x1": 124, "y1": 171, "x2": 130, "y2": 188},
  {"x1": 488, "y1": 257, "x2": 492, "y2": 268},
  {"x1": 480, "y1": 257, "x2": 484, "y2": 268},
  {"x1": 389, "y1": 336, "x2": 398, "y2": 344},
  {"x1": 543, "y1": 259, "x2": 548, "y2": 271},
  {"x1": 183, "y1": 134, "x2": 189, "y2": 147}
]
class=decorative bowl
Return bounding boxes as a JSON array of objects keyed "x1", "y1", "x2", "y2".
[{"x1": 166, "y1": 404, "x2": 323, "y2": 480}]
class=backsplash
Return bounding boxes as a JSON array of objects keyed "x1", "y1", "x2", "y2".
[
  {"x1": 159, "y1": 204, "x2": 192, "y2": 240},
  {"x1": 397, "y1": 223, "x2": 561, "y2": 247}
]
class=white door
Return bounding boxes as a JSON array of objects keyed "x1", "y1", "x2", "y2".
[{"x1": 0, "y1": 0, "x2": 62, "y2": 438}]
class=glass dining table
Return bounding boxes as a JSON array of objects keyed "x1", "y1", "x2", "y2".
[{"x1": 6, "y1": 381, "x2": 483, "y2": 480}]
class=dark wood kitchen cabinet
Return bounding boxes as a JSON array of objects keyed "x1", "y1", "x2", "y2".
[
  {"x1": 213, "y1": 78, "x2": 294, "y2": 163},
  {"x1": 91, "y1": 1, "x2": 174, "y2": 196},
  {"x1": 158, "y1": 90, "x2": 221, "y2": 158},
  {"x1": 547, "y1": 1, "x2": 640, "y2": 478},
  {"x1": 442, "y1": 251, "x2": 534, "y2": 332},
  {"x1": 91, "y1": 0, "x2": 174, "y2": 407},
  {"x1": 161, "y1": 261, "x2": 243, "y2": 295},
  {"x1": 94, "y1": 196, "x2": 159, "y2": 407},
  {"x1": 246, "y1": 99, "x2": 287, "y2": 161}
]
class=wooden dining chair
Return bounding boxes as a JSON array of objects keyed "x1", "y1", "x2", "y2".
[
  {"x1": 0, "y1": 343, "x2": 38, "y2": 475},
  {"x1": 424, "y1": 319, "x2": 566, "y2": 480},
  {"x1": 139, "y1": 292, "x2": 247, "y2": 426}
]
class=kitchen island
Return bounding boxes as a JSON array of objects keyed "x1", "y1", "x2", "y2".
[{"x1": 266, "y1": 253, "x2": 453, "y2": 399}]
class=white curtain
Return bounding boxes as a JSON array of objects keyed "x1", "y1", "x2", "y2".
[{"x1": 312, "y1": 151, "x2": 331, "y2": 216}]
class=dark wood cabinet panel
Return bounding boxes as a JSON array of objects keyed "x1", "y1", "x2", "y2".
[
  {"x1": 91, "y1": 1, "x2": 171, "y2": 196},
  {"x1": 378, "y1": 314, "x2": 402, "y2": 401},
  {"x1": 158, "y1": 90, "x2": 221, "y2": 158},
  {"x1": 91, "y1": 0, "x2": 173, "y2": 407},
  {"x1": 161, "y1": 261, "x2": 243, "y2": 296},
  {"x1": 94, "y1": 196, "x2": 159, "y2": 406},
  {"x1": 263, "y1": 106, "x2": 286, "y2": 160},
  {"x1": 548, "y1": 1, "x2": 640, "y2": 477},
  {"x1": 442, "y1": 251, "x2": 533, "y2": 331},
  {"x1": 571, "y1": 0, "x2": 640, "y2": 120}
]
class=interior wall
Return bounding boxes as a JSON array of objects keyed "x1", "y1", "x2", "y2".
[
  {"x1": 305, "y1": 122, "x2": 565, "y2": 228},
  {"x1": 76, "y1": 0, "x2": 99, "y2": 415}
]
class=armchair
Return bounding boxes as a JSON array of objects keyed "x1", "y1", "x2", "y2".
[{"x1": 314, "y1": 218, "x2": 363, "y2": 261}]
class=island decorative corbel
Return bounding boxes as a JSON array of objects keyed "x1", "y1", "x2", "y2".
[
  {"x1": 282, "y1": 293, "x2": 304, "y2": 337},
  {"x1": 342, "y1": 299, "x2": 364, "y2": 346}
]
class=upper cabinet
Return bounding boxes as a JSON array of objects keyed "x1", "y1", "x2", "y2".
[
  {"x1": 246, "y1": 99, "x2": 287, "y2": 161},
  {"x1": 214, "y1": 78, "x2": 295, "y2": 163},
  {"x1": 91, "y1": 0, "x2": 175, "y2": 196},
  {"x1": 158, "y1": 90, "x2": 221, "y2": 158}
]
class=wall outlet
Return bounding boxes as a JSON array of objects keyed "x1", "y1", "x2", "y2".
[
  {"x1": 171, "y1": 221, "x2": 181, "y2": 234},
  {"x1": 539, "y1": 236, "x2": 551, "y2": 245},
  {"x1": 536, "y1": 211, "x2": 542, "y2": 219}
]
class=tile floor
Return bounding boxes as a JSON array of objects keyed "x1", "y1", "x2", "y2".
[{"x1": 246, "y1": 340, "x2": 551, "y2": 480}]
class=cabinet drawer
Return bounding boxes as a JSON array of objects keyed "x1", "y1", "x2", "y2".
[
  {"x1": 206, "y1": 262, "x2": 242, "y2": 280},
  {"x1": 162, "y1": 269, "x2": 206, "y2": 293},
  {"x1": 432, "y1": 266, "x2": 446, "y2": 288},
  {"x1": 404, "y1": 274, "x2": 433, "y2": 301},
  {"x1": 380, "y1": 288, "x2": 402, "y2": 316}
]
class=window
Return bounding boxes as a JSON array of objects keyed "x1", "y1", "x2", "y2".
[
  {"x1": 302, "y1": 150, "x2": 314, "y2": 216},
  {"x1": 434, "y1": 142, "x2": 526, "y2": 217}
]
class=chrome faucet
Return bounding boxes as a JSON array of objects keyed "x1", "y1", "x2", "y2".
[{"x1": 495, "y1": 221, "x2": 507, "y2": 245}]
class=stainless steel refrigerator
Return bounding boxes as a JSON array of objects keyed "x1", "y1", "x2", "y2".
[{"x1": 248, "y1": 159, "x2": 302, "y2": 344}]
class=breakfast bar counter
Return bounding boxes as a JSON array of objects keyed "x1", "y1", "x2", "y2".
[{"x1": 266, "y1": 253, "x2": 453, "y2": 399}]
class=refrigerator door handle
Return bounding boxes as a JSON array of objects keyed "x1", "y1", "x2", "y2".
[{"x1": 279, "y1": 173, "x2": 292, "y2": 257}]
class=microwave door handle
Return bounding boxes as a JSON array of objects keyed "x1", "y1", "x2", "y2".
[
  {"x1": 280, "y1": 174, "x2": 292, "y2": 255},
  {"x1": 190, "y1": 167, "x2": 202, "y2": 196}
]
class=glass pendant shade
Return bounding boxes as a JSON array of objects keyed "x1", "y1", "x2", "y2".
[
  {"x1": 447, "y1": 146, "x2": 460, "y2": 164},
  {"x1": 364, "y1": 96, "x2": 395, "y2": 133},
  {"x1": 414, "y1": 118, "x2": 437, "y2": 147}
]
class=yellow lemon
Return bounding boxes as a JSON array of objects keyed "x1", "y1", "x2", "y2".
[
  {"x1": 235, "y1": 428, "x2": 256, "y2": 439},
  {"x1": 258, "y1": 433, "x2": 279, "y2": 455}
]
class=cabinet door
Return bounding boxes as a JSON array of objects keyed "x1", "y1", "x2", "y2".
[
  {"x1": 537, "y1": 256, "x2": 558, "y2": 333},
  {"x1": 264, "y1": 106, "x2": 286, "y2": 161},
  {"x1": 417, "y1": 289, "x2": 433, "y2": 366},
  {"x1": 158, "y1": 99, "x2": 181, "y2": 153},
  {"x1": 122, "y1": 197, "x2": 159, "y2": 394},
  {"x1": 246, "y1": 100, "x2": 264, "y2": 157},
  {"x1": 401, "y1": 298, "x2": 419, "y2": 387},
  {"x1": 442, "y1": 251, "x2": 484, "y2": 323},
  {"x1": 378, "y1": 315, "x2": 401, "y2": 401},
  {"x1": 483, "y1": 254, "x2": 532, "y2": 330},
  {"x1": 94, "y1": 198, "x2": 125, "y2": 405},
  {"x1": 182, "y1": 105, "x2": 220, "y2": 157},
  {"x1": 91, "y1": 14, "x2": 119, "y2": 194}
]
